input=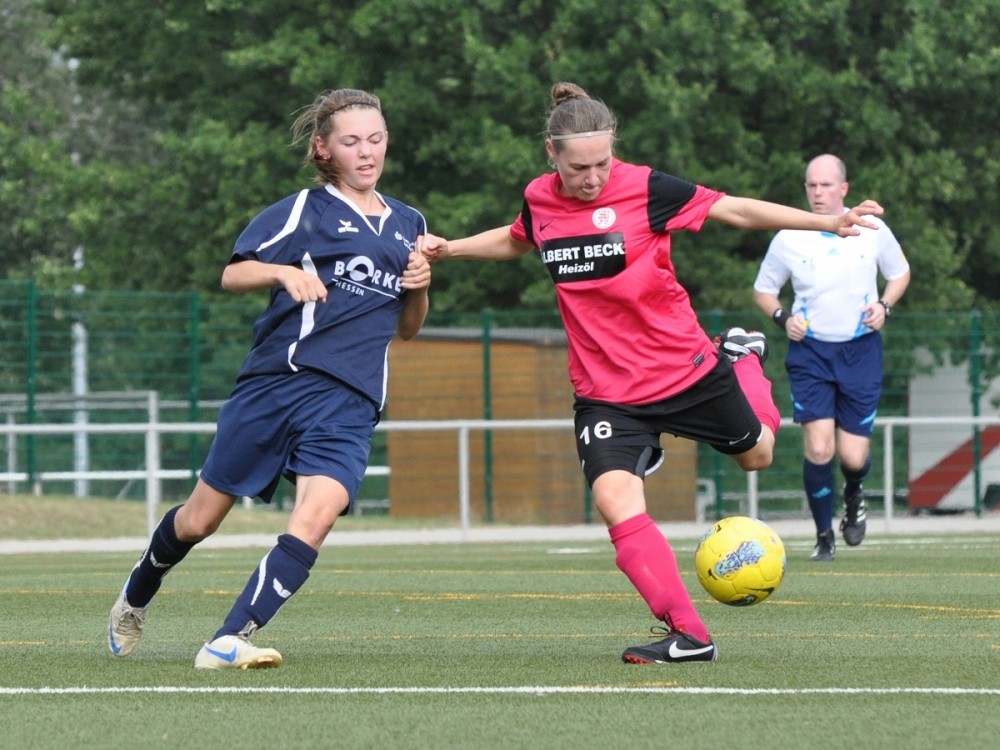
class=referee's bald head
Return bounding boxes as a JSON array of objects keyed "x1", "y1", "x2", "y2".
[{"x1": 806, "y1": 154, "x2": 847, "y2": 183}]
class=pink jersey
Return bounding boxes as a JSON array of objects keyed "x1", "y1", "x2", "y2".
[{"x1": 510, "y1": 159, "x2": 724, "y2": 405}]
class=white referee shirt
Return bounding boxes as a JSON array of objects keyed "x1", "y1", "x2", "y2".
[{"x1": 753, "y1": 214, "x2": 909, "y2": 343}]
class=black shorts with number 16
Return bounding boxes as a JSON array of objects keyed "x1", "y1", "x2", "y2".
[{"x1": 573, "y1": 356, "x2": 762, "y2": 487}]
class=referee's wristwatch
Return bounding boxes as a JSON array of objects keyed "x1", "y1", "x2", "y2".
[{"x1": 879, "y1": 299, "x2": 892, "y2": 317}]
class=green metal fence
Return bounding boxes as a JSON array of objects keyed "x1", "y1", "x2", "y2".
[
  {"x1": 2, "y1": 279, "x2": 998, "y2": 519},
  {"x1": 696, "y1": 307, "x2": 1000, "y2": 519}
]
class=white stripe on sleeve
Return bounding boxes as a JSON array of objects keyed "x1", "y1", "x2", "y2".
[{"x1": 256, "y1": 189, "x2": 309, "y2": 254}]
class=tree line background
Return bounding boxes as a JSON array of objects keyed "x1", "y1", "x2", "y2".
[{"x1": 2, "y1": 0, "x2": 999, "y2": 315}]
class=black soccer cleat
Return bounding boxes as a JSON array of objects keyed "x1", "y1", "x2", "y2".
[
  {"x1": 840, "y1": 487, "x2": 868, "y2": 546},
  {"x1": 809, "y1": 529, "x2": 836, "y2": 562},
  {"x1": 622, "y1": 629, "x2": 718, "y2": 664},
  {"x1": 714, "y1": 327, "x2": 769, "y2": 366}
]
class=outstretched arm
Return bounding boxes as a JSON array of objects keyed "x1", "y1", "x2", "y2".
[
  {"x1": 707, "y1": 196, "x2": 884, "y2": 238},
  {"x1": 221, "y1": 259, "x2": 328, "y2": 302},
  {"x1": 418, "y1": 226, "x2": 534, "y2": 263}
]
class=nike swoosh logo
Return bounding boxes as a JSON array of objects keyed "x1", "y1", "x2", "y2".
[
  {"x1": 539, "y1": 221, "x2": 552, "y2": 231},
  {"x1": 667, "y1": 641, "x2": 715, "y2": 659},
  {"x1": 728, "y1": 431, "x2": 751, "y2": 445},
  {"x1": 109, "y1": 625, "x2": 123, "y2": 654},
  {"x1": 204, "y1": 645, "x2": 238, "y2": 662}
]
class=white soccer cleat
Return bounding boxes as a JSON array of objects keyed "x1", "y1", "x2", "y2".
[
  {"x1": 108, "y1": 590, "x2": 148, "y2": 657},
  {"x1": 194, "y1": 634, "x2": 283, "y2": 670}
]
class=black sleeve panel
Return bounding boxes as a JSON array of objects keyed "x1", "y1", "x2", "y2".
[
  {"x1": 520, "y1": 198, "x2": 535, "y2": 247},
  {"x1": 647, "y1": 171, "x2": 698, "y2": 232}
]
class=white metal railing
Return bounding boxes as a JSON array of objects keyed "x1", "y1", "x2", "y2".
[
  {"x1": 0, "y1": 417, "x2": 574, "y2": 540},
  {"x1": 2, "y1": 415, "x2": 998, "y2": 539},
  {"x1": 1, "y1": 391, "x2": 228, "y2": 498},
  {"x1": 742, "y1": 416, "x2": 1000, "y2": 530}
]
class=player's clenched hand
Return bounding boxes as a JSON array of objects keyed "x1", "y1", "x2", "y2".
[
  {"x1": 278, "y1": 266, "x2": 328, "y2": 303},
  {"x1": 833, "y1": 200, "x2": 884, "y2": 237},
  {"x1": 401, "y1": 251, "x2": 431, "y2": 290},
  {"x1": 417, "y1": 233, "x2": 450, "y2": 262}
]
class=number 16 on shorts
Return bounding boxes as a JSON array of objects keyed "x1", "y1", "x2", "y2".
[
  {"x1": 579, "y1": 420, "x2": 613, "y2": 445},
  {"x1": 573, "y1": 401, "x2": 665, "y2": 485}
]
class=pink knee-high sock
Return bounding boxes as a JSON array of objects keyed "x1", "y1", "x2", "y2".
[
  {"x1": 610, "y1": 513, "x2": 710, "y2": 642},
  {"x1": 733, "y1": 355, "x2": 781, "y2": 435}
]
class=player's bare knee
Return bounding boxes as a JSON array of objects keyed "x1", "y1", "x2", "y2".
[
  {"x1": 738, "y1": 451, "x2": 772, "y2": 472},
  {"x1": 287, "y1": 495, "x2": 346, "y2": 548},
  {"x1": 836, "y1": 437, "x2": 871, "y2": 472},
  {"x1": 175, "y1": 508, "x2": 224, "y2": 542},
  {"x1": 287, "y1": 515, "x2": 335, "y2": 550},
  {"x1": 734, "y1": 438, "x2": 773, "y2": 471},
  {"x1": 591, "y1": 471, "x2": 647, "y2": 527}
]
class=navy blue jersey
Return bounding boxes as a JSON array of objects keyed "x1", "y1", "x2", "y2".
[{"x1": 231, "y1": 184, "x2": 427, "y2": 408}]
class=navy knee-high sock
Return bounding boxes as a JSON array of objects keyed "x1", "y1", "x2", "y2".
[
  {"x1": 803, "y1": 459, "x2": 835, "y2": 533},
  {"x1": 214, "y1": 534, "x2": 317, "y2": 640},
  {"x1": 842, "y1": 456, "x2": 872, "y2": 497},
  {"x1": 124, "y1": 505, "x2": 196, "y2": 608}
]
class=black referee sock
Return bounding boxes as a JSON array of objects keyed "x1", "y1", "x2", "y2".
[
  {"x1": 123, "y1": 505, "x2": 195, "y2": 608},
  {"x1": 842, "y1": 456, "x2": 872, "y2": 497}
]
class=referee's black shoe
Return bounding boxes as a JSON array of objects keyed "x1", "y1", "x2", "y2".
[
  {"x1": 809, "y1": 529, "x2": 836, "y2": 562},
  {"x1": 715, "y1": 327, "x2": 769, "y2": 366},
  {"x1": 840, "y1": 487, "x2": 868, "y2": 546},
  {"x1": 622, "y1": 628, "x2": 718, "y2": 664}
]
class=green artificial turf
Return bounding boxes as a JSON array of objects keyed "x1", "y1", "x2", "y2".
[{"x1": 2, "y1": 535, "x2": 999, "y2": 749}]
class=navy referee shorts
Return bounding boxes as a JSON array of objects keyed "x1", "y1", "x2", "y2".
[{"x1": 786, "y1": 332, "x2": 882, "y2": 437}]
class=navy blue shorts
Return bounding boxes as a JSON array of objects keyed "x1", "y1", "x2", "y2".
[
  {"x1": 785, "y1": 333, "x2": 882, "y2": 437},
  {"x1": 200, "y1": 370, "x2": 377, "y2": 506}
]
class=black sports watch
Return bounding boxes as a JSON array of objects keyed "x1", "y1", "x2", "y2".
[{"x1": 879, "y1": 299, "x2": 892, "y2": 317}]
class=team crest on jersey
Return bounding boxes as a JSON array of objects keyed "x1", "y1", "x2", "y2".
[
  {"x1": 592, "y1": 207, "x2": 616, "y2": 229},
  {"x1": 539, "y1": 232, "x2": 626, "y2": 284}
]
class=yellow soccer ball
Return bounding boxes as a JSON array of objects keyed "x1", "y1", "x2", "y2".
[{"x1": 695, "y1": 516, "x2": 786, "y2": 606}]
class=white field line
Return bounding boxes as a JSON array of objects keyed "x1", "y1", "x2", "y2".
[{"x1": 2, "y1": 686, "x2": 1000, "y2": 696}]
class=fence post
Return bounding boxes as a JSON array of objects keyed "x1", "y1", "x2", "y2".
[
  {"x1": 481, "y1": 310, "x2": 493, "y2": 523},
  {"x1": 6, "y1": 412, "x2": 16, "y2": 494},
  {"x1": 970, "y1": 310, "x2": 982, "y2": 517},
  {"x1": 26, "y1": 280, "x2": 37, "y2": 491},
  {"x1": 145, "y1": 391, "x2": 161, "y2": 539},
  {"x1": 746, "y1": 470, "x2": 758, "y2": 519},
  {"x1": 72, "y1": 311, "x2": 89, "y2": 499},
  {"x1": 188, "y1": 292, "x2": 201, "y2": 489},
  {"x1": 458, "y1": 425, "x2": 470, "y2": 540},
  {"x1": 72, "y1": 247, "x2": 88, "y2": 498},
  {"x1": 710, "y1": 308, "x2": 724, "y2": 519},
  {"x1": 883, "y1": 422, "x2": 894, "y2": 532}
]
